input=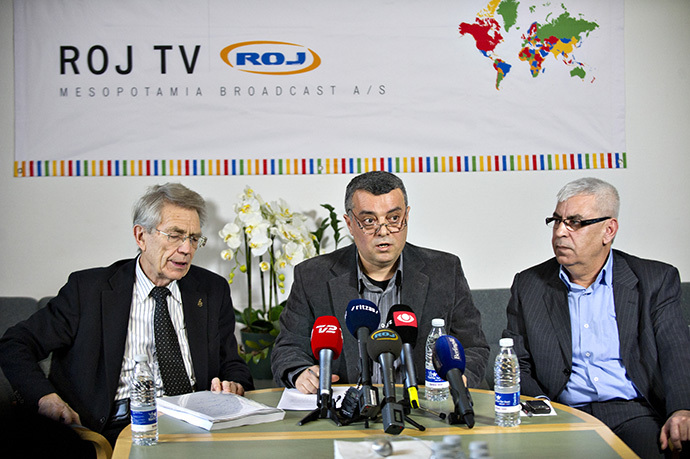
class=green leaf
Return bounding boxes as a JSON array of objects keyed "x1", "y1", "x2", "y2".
[
  {"x1": 248, "y1": 319, "x2": 274, "y2": 333},
  {"x1": 267, "y1": 304, "x2": 284, "y2": 322}
]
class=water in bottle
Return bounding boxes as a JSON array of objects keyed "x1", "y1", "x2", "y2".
[
  {"x1": 425, "y1": 318, "x2": 450, "y2": 401},
  {"x1": 494, "y1": 337, "x2": 520, "y2": 427},
  {"x1": 130, "y1": 354, "x2": 158, "y2": 445}
]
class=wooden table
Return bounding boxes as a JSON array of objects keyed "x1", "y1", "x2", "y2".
[{"x1": 113, "y1": 387, "x2": 637, "y2": 458}]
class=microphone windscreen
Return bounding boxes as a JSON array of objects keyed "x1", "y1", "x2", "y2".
[
  {"x1": 385, "y1": 304, "x2": 418, "y2": 345},
  {"x1": 311, "y1": 315, "x2": 343, "y2": 359},
  {"x1": 432, "y1": 335, "x2": 466, "y2": 380},
  {"x1": 344, "y1": 299, "x2": 380, "y2": 337},
  {"x1": 366, "y1": 328, "x2": 402, "y2": 361}
]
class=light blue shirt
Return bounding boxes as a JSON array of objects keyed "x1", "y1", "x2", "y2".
[{"x1": 558, "y1": 252, "x2": 639, "y2": 406}]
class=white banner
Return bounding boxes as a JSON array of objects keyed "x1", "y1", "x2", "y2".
[{"x1": 13, "y1": 0, "x2": 625, "y2": 177}]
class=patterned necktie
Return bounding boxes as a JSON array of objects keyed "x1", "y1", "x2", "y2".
[{"x1": 150, "y1": 286, "x2": 193, "y2": 396}]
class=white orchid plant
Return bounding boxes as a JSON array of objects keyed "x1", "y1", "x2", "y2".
[{"x1": 219, "y1": 186, "x2": 345, "y2": 363}]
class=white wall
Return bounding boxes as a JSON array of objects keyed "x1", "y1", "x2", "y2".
[{"x1": 1, "y1": 0, "x2": 688, "y2": 301}]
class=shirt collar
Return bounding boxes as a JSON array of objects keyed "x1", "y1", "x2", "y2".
[
  {"x1": 134, "y1": 255, "x2": 181, "y2": 304},
  {"x1": 356, "y1": 252, "x2": 404, "y2": 294},
  {"x1": 559, "y1": 250, "x2": 613, "y2": 292}
]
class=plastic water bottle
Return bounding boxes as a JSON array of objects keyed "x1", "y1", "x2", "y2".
[
  {"x1": 425, "y1": 318, "x2": 450, "y2": 401},
  {"x1": 494, "y1": 338, "x2": 520, "y2": 427},
  {"x1": 130, "y1": 354, "x2": 158, "y2": 445}
]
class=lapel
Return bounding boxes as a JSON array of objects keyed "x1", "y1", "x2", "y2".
[
  {"x1": 327, "y1": 245, "x2": 360, "y2": 380},
  {"x1": 399, "y1": 245, "x2": 430, "y2": 319},
  {"x1": 102, "y1": 259, "x2": 137, "y2": 400},
  {"x1": 178, "y1": 270, "x2": 208, "y2": 387},
  {"x1": 545, "y1": 268, "x2": 573, "y2": 367},
  {"x1": 611, "y1": 250, "x2": 639, "y2": 364}
]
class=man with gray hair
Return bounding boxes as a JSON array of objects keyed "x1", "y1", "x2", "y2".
[
  {"x1": 504, "y1": 177, "x2": 690, "y2": 457},
  {"x1": 272, "y1": 171, "x2": 489, "y2": 394},
  {"x1": 0, "y1": 183, "x2": 253, "y2": 446}
]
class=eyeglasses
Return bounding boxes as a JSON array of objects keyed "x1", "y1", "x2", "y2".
[
  {"x1": 155, "y1": 228, "x2": 207, "y2": 248},
  {"x1": 349, "y1": 210, "x2": 408, "y2": 236},
  {"x1": 545, "y1": 216, "x2": 611, "y2": 232}
]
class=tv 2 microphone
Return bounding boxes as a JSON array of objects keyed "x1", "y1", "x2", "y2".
[
  {"x1": 344, "y1": 299, "x2": 380, "y2": 418},
  {"x1": 385, "y1": 304, "x2": 419, "y2": 409},
  {"x1": 432, "y1": 335, "x2": 475, "y2": 428},
  {"x1": 299, "y1": 315, "x2": 343, "y2": 426},
  {"x1": 367, "y1": 329, "x2": 405, "y2": 435}
]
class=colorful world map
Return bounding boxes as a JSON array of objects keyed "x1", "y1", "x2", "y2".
[{"x1": 459, "y1": 0, "x2": 599, "y2": 89}]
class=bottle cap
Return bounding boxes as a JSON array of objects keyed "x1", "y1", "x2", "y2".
[
  {"x1": 134, "y1": 354, "x2": 149, "y2": 363},
  {"x1": 431, "y1": 318, "x2": 445, "y2": 327},
  {"x1": 499, "y1": 338, "x2": 513, "y2": 347},
  {"x1": 442, "y1": 435, "x2": 462, "y2": 446}
]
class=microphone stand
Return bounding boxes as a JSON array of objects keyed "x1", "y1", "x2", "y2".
[
  {"x1": 447, "y1": 385, "x2": 475, "y2": 428},
  {"x1": 298, "y1": 391, "x2": 341, "y2": 426},
  {"x1": 399, "y1": 389, "x2": 425, "y2": 432},
  {"x1": 298, "y1": 349, "x2": 342, "y2": 427}
]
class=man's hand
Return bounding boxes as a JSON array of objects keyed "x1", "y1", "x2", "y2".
[
  {"x1": 38, "y1": 393, "x2": 82, "y2": 426},
  {"x1": 660, "y1": 409, "x2": 690, "y2": 452},
  {"x1": 294, "y1": 365, "x2": 340, "y2": 394},
  {"x1": 210, "y1": 377, "x2": 244, "y2": 396}
]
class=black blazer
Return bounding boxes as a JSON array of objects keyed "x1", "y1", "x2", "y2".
[
  {"x1": 0, "y1": 258, "x2": 253, "y2": 433},
  {"x1": 504, "y1": 249, "x2": 690, "y2": 418}
]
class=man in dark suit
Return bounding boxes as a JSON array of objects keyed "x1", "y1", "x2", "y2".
[
  {"x1": 0, "y1": 183, "x2": 253, "y2": 446},
  {"x1": 271, "y1": 171, "x2": 489, "y2": 393},
  {"x1": 504, "y1": 177, "x2": 690, "y2": 458}
]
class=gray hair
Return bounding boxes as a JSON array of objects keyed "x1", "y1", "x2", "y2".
[
  {"x1": 132, "y1": 183, "x2": 207, "y2": 231},
  {"x1": 556, "y1": 177, "x2": 620, "y2": 218},
  {"x1": 344, "y1": 171, "x2": 408, "y2": 213}
]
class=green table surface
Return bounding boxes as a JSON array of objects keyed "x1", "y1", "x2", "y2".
[{"x1": 113, "y1": 387, "x2": 636, "y2": 459}]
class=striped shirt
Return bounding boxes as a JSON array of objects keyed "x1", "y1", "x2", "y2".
[
  {"x1": 114, "y1": 257, "x2": 196, "y2": 400},
  {"x1": 357, "y1": 253, "x2": 403, "y2": 384}
]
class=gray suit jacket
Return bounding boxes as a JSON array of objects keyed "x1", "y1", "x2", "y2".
[
  {"x1": 0, "y1": 258, "x2": 253, "y2": 433},
  {"x1": 271, "y1": 243, "x2": 489, "y2": 388},
  {"x1": 504, "y1": 249, "x2": 690, "y2": 418}
]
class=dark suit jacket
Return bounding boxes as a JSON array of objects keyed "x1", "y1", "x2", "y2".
[
  {"x1": 504, "y1": 249, "x2": 690, "y2": 418},
  {"x1": 0, "y1": 258, "x2": 253, "y2": 433},
  {"x1": 271, "y1": 243, "x2": 489, "y2": 388}
]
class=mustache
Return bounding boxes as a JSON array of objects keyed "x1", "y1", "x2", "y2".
[{"x1": 553, "y1": 238, "x2": 572, "y2": 250}]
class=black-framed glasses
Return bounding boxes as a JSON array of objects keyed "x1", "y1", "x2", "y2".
[
  {"x1": 349, "y1": 210, "x2": 408, "y2": 236},
  {"x1": 545, "y1": 216, "x2": 611, "y2": 232},
  {"x1": 155, "y1": 228, "x2": 207, "y2": 248}
]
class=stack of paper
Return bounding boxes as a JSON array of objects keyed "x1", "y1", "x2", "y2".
[{"x1": 157, "y1": 391, "x2": 285, "y2": 430}]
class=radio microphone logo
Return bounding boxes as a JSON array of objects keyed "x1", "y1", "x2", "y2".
[{"x1": 393, "y1": 311, "x2": 417, "y2": 327}]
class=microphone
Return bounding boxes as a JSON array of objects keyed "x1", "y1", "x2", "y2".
[
  {"x1": 311, "y1": 315, "x2": 343, "y2": 402},
  {"x1": 298, "y1": 315, "x2": 343, "y2": 426},
  {"x1": 367, "y1": 329, "x2": 405, "y2": 435},
  {"x1": 433, "y1": 335, "x2": 475, "y2": 428},
  {"x1": 385, "y1": 304, "x2": 419, "y2": 409},
  {"x1": 344, "y1": 299, "x2": 381, "y2": 417}
]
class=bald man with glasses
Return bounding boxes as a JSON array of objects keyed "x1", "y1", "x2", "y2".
[
  {"x1": 271, "y1": 171, "x2": 489, "y2": 395},
  {"x1": 503, "y1": 177, "x2": 690, "y2": 458}
]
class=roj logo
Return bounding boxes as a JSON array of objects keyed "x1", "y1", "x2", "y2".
[{"x1": 220, "y1": 41, "x2": 321, "y2": 75}]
